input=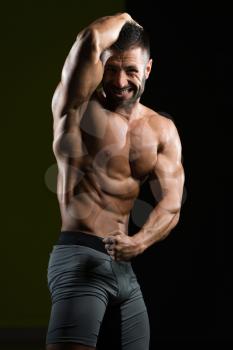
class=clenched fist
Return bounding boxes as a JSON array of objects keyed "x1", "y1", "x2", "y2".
[{"x1": 103, "y1": 230, "x2": 143, "y2": 261}]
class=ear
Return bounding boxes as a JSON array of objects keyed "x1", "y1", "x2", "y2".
[
  {"x1": 101, "y1": 49, "x2": 112, "y2": 66},
  {"x1": 145, "y1": 58, "x2": 153, "y2": 79}
]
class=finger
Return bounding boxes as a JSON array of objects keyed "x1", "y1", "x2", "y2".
[
  {"x1": 103, "y1": 237, "x2": 116, "y2": 244},
  {"x1": 105, "y1": 244, "x2": 114, "y2": 251}
]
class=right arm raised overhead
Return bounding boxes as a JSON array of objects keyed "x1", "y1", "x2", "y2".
[{"x1": 52, "y1": 13, "x2": 132, "y2": 117}]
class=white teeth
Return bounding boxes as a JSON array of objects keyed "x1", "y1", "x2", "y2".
[{"x1": 114, "y1": 88, "x2": 130, "y2": 93}]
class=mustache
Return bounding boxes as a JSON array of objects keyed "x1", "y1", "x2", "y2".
[{"x1": 110, "y1": 85, "x2": 136, "y2": 92}]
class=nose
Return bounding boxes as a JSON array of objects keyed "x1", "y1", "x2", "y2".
[{"x1": 113, "y1": 71, "x2": 128, "y2": 88}]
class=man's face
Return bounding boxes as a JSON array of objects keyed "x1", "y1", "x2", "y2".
[{"x1": 102, "y1": 47, "x2": 152, "y2": 108}]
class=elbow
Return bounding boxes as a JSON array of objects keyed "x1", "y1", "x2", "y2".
[
  {"x1": 166, "y1": 190, "x2": 184, "y2": 215},
  {"x1": 158, "y1": 197, "x2": 182, "y2": 216},
  {"x1": 166, "y1": 211, "x2": 180, "y2": 239},
  {"x1": 173, "y1": 210, "x2": 181, "y2": 226},
  {"x1": 166, "y1": 211, "x2": 181, "y2": 236},
  {"x1": 170, "y1": 204, "x2": 181, "y2": 215}
]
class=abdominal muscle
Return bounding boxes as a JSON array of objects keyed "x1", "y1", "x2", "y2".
[{"x1": 57, "y1": 159, "x2": 140, "y2": 238}]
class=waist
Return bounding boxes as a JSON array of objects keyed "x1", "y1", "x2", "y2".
[{"x1": 56, "y1": 230, "x2": 107, "y2": 254}]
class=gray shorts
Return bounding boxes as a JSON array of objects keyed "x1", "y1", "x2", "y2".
[{"x1": 46, "y1": 232, "x2": 150, "y2": 349}]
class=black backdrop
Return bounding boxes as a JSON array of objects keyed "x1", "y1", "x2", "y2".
[
  {"x1": 1, "y1": 1, "x2": 231, "y2": 347},
  {"x1": 98, "y1": 2, "x2": 232, "y2": 346}
]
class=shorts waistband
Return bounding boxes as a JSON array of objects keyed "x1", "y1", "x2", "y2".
[{"x1": 56, "y1": 231, "x2": 107, "y2": 254}]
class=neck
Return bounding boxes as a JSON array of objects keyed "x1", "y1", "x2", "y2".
[
  {"x1": 113, "y1": 100, "x2": 142, "y2": 122},
  {"x1": 96, "y1": 90, "x2": 142, "y2": 122}
]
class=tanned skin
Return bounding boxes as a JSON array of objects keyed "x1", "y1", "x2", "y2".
[{"x1": 47, "y1": 13, "x2": 184, "y2": 350}]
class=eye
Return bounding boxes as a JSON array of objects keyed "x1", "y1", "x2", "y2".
[
  {"x1": 105, "y1": 66, "x2": 117, "y2": 73},
  {"x1": 127, "y1": 68, "x2": 138, "y2": 74}
]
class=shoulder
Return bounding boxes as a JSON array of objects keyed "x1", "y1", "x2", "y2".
[
  {"x1": 142, "y1": 105, "x2": 174, "y2": 125},
  {"x1": 142, "y1": 105, "x2": 179, "y2": 144}
]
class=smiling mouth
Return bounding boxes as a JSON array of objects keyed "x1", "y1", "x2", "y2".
[{"x1": 111, "y1": 87, "x2": 134, "y2": 97}]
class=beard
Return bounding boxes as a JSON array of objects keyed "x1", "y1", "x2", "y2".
[{"x1": 102, "y1": 76, "x2": 146, "y2": 108}]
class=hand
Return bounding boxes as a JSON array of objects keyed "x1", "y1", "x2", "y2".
[{"x1": 103, "y1": 230, "x2": 142, "y2": 261}]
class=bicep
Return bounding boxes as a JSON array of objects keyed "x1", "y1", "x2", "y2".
[
  {"x1": 61, "y1": 54, "x2": 103, "y2": 110},
  {"x1": 52, "y1": 30, "x2": 104, "y2": 117}
]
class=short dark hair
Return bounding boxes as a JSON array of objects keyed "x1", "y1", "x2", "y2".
[{"x1": 111, "y1": 22, "x2": 150, "y2": 57}]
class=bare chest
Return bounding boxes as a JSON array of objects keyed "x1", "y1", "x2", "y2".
[{"x1": 80, "y1": 112, "x2": 159, "y2": 180}]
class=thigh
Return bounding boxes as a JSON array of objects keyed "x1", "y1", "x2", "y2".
[
  {"x1": 120, "y1": 286, "x2": 150, "y2": 350},
  {"x1": 46, "y1": 245, "x2": 113, "y2": 348},
  {"x1": 46, "y1": 295, "x2": 107, "y2": 348}
]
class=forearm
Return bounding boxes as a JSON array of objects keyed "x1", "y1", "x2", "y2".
[
  {"x1": 60, "y1": 13, "x2": 130, "y2": 90},
  {"x1": 133, "y1": 204, "x2": 181, "y2": 252},
  {"x1": 87, "y1": 12, "x2": 131, "y2": 53}
]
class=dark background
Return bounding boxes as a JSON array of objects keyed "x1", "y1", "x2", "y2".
[
  {"x1": 122, "y1": 0, "x2": 232, "y2": 343},
  {"x1": 1, "y1": 0, "x2": 231, "y2": 348}
]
